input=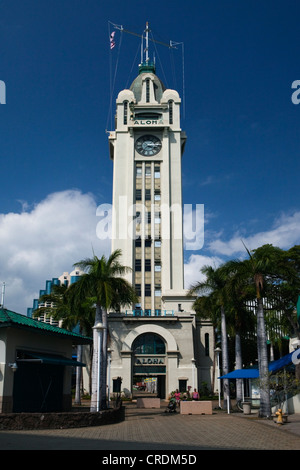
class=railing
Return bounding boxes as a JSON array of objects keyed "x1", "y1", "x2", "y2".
[{"x1": 125, "y1": 309, "x2": 174, "y2": 317}]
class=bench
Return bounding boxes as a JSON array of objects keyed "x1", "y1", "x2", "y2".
[
  {"x1": 136, "y1": 398, "x2": 161, "y2": 408},
  {"x1": 180, "y1": 401, "x2": 213, "y2": 415}
]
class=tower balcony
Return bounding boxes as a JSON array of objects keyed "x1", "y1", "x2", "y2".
[{"x1": 125, "y1": 309, "x2": 174, "y2": 317}]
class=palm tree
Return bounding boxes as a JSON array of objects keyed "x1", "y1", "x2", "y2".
[
  {"x1": 69, "y1": 249, "x2": 138, "y2": 411},
  {"x1": 188, "y1": 265, "x2": 232, "y2": 410},
  {"x1": 269, "y1": 245, "x2": 300, "y2": 379},
  {"x1": 221, "y1": 263, "x2": 257, "y2": 402},
  {"x1": 229, "y1": 244, "x2": 291, "y2": 417}
]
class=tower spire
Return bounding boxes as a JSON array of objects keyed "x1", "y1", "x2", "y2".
[
  {"x1": 145, "y1": 21, "x2": 149, "y2": 63},
  {"x1": 139, "y1": 22, "x2": 156, "y2": 74}
]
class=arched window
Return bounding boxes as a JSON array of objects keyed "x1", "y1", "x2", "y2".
[{"x1": 133, "y1": 333, "x2": 165, "y2": 355}]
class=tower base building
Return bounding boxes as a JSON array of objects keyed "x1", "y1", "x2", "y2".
[{"x1": 108, "y1": 311, "x2": 213, "y2": 399}]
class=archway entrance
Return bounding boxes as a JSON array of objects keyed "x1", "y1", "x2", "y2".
[{"x1": 132, "y1": 333, "x2": 166, "y2": 399}]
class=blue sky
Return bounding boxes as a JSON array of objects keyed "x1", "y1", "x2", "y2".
[{"x1": 0, "y1": 0, "x2": 300, "y2": 314}]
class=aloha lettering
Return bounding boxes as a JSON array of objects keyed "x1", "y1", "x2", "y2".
[
  {"x1": 135, "y1": 358, "x2": 164, "y2": 365},
  {"x1": 134, "y1": 119, "x2": 163, "y2": 125}
]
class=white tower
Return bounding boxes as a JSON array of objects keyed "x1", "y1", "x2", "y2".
[
  {"x1": 109, "y1": 24, "x2": 191, "y2": 315},
  {"x1": 106, "y1": 25, "x2": 214, "y2": 398}
]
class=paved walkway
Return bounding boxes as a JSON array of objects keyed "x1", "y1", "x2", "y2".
[{"x1": 0, "y1": 401, "x2": 300, "y2": 451}]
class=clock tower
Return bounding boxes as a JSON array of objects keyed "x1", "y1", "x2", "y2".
[
  {"x1": 106, "y1": 24, "x2": 214, "y2": 399},
  {"x1": 109, "y1": 35, "x2": 188, "y2": 314}
]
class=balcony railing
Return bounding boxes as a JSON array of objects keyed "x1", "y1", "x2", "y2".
[{"x1": 125, "y1": 309, "x2": 174, "y2": 317}]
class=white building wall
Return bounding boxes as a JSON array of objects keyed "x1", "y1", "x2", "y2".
[{"x1": 107, "y1": 312, "x2": 213, "y2": 398}]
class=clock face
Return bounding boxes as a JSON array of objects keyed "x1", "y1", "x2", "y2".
[{"x1": 135, "y1": 135, "x2": 162, "y2": 156}]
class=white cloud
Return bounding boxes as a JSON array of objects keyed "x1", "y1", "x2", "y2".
[
  {"x1": 208, "y1": 211, "x2": 300, "y2": 257},
  {"x1": 0, "y1": 190, "x2": 110, "y2": 315},
  {"x1": 184, "y1": 254, "x2": 223, "y2": 290},
  {"x1": 183, "y1": 210, "x2": 300, "y2": 291}
]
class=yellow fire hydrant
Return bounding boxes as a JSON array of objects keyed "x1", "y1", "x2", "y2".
[{"x1": 276, "y1": 408, "x2": 283, "y2": 425}]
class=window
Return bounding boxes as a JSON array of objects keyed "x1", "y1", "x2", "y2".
[
  {"x1": 133, "y1": 333, "x2": 165, "y2": 354},
  {"x1": 155, "y1": 240, "x2": 161, "y2": 248},
  {"x1": 145, "y1": 284, "x2": 151, "y2": 296},
  {"x1": 146, "y1": 78, "x2": 150, "y2": 102},
  {"x1": 135, "y1": 259, "x2": 141, "y2": 271},
  {"x1": 145, "y1": 238, "x2": 152, "y2": 247},
  {"x1": 205, "y1": 333, "x2": 209, "y2": 356},
  {"x1": 154, "y1": 189, "x2": 161, "y2": 201},
  {"x1": 136, "y1": 166, "x2": 142, "y2": 178},
  {"x1": 145, "y1": 166, "x2": 151, "y2": 178},
  {"x1": 179, "y1": 379, "x2": 187, "y2": 393},
  {"x1": 147, "y1": 211, "x2": 151, "y2": 223},
  {"x1": 155, "y1": 263, "x2": 161, "y2": 272},
  {"x1": 113, "y1": 377, "x2": 122, "y2": 393},
  {"x1": 168, "y1": 100, "x2": 173, "y2": 124},
  {"x1": 135, "y1": 284, "x2": 141, "y2": 296},
  {"x1": 145, "y1": 189, "x2": 151, "y2": 201},
  {"x1": 154, "y1": 166, "x2": 160, "y2": 178},
  {"x1": 135, "y1": 237, "x2": 141, "y2": 247},
  {"x1": 136, "y1": 189, "x2": 142, "y2": 201},
  {"x1": 135, "y1": 211, "x2": 141, "y2": 224},
  {"x1": 145, "y1": 259, "x2": 151, "y2": 272},
  {"x1": 154, "y1": 212, "x2": 161, "y2": 224},
  {"x1": 124, "y1": 101, "x2": 128, "y2": 125}
]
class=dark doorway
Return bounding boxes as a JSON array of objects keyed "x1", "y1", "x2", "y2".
[
  {"x1": 179, "y1": 379, "x2": 187, "y2": 393},
  {"x1": 13, "y1": 362, "x2": 64, "y2": 412},
  {"x1": 157, "y1": 375, "x2": 165, "y2": 399},
  {"x1": 132, "y1": 375, "x2": 166, "y2": 399}
]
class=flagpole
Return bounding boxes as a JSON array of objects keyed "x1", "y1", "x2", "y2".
[{"x1": 145, "y1": 22, "x2": 149, "y2": 63}]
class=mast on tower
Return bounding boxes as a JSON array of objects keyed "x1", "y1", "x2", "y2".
[{"x1": 139, "y1": 22, "x2": 156, "y2": 74}]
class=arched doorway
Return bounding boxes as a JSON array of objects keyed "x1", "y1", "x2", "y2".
[{"x1": 132, "y1": 332, "x2": 166, "y2": 399}]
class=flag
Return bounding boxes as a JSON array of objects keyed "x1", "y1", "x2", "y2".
[{"x1": 110, "y1": 31, "x2": 116, "y2": 49}]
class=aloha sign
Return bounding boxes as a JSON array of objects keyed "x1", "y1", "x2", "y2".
[{"x1": 135, "y1": 357, "x2": 165, "y2": 365}]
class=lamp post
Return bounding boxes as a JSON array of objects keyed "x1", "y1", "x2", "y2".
[
  {"x1": 214, "y1": 347, "x2": 222, "y2": 409},
  {"x1": 191, "y1": 358, "x2": 196, "y2": 392},
  {"x1": 93, "y1": 322, "x2": 104, "y2": 412},
  {"x1": 107, "y1": 348, "x2": 113, "y2": 407}
]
